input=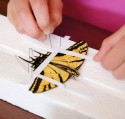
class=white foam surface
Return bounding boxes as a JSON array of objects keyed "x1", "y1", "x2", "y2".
[{"x1": 0, "y1": 15, "x2": 125, "y2": 119}]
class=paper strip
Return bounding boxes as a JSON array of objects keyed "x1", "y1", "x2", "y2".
[{"x1": 22, "y1": 35, "x2": 93, "y2": 61}]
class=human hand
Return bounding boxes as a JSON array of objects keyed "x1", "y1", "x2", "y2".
[
  {"x1": 94, "y1": 25, "x2": 125, "y2": 79},
  {"x1": 7, "y1": 0, "x2": 63, "y2": 40}
]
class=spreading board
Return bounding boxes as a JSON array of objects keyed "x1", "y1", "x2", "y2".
[{"x1": 0, "y1": 15, "x2": 125, "y2": 119}]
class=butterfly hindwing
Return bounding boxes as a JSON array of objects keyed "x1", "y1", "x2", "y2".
[
  {"x1": 29, "y1": 63, "x2": 70, "y2": 93},
  {"x1": 29, "y1": 77, "x2": 57, "y2": 93}
]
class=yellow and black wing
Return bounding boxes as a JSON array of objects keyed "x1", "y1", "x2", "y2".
[
  {"x1": 29, "y1": 40, "x2": 88, "y2": 93},
  {"x1": 51, "y1": 40, "x2": 88, "y2": 70},
  {"x1": 29, "y1": 63, "x2": 70, "y2": 93},
  {"x1": 20, "y1": 40, "x2": 88, "y2": 93}
]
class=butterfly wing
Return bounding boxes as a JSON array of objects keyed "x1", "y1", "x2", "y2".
[
  {"x1": 51, "y1": 41, "x2": 88, "y2": 70},
  {"x1": 29, "y1": 40, "x2": 88, "y2": 93},
  {"x1": 29, "y1": 64, "x2": 70, "y2": 93}
]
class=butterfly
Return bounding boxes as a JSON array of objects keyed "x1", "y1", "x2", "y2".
[{"x1": 19, "y1": 40, "x2": 88, "y2": 93}]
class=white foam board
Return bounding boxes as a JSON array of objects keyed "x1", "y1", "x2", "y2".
[{"x1": 0, "y1": 15, "x2": 125, "y2": 119}]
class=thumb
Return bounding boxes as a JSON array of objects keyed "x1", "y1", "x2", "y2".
[
  {"x1": 94, "y1": 25, "x2": 125, "y2": 61},
  {"x1": 94, "y1": 39, "x2": 112, "y2": 61}
]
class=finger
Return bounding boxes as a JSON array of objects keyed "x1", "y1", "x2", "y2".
[
  {"x1": 17, "y1": 10, "x2": 45, "y2": 39},
  {"x1": 46, "y1": 0, "x2": 63, "y2": 34},
  {"x1": 7, "y1": 1, "x2": 26, "y2": 34},
  {"x1": 7, "y1": 0, "x2": 17, "y2": 25},
  {"x1": 112, "y1": 61, "x2": 125, "y2": 79},
  {"x1": 94, "y1": 25, "x2": 125, "y2": 61},
  {"x1": 8, "y1": 0, "x2": 46, "y2": 40},
  {"x1": 30, "y1": 0, "x2": 50, "y2": 32},
  {"x1": 101, "y1": 37, "x2": 125, "y2": 71}
]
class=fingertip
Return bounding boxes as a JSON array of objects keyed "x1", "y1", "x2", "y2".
[
  {"x1": 93, "y1": 52, "x2": 103, "y2": 62},
  {"x1": 32, "y1": 31, "x2": 47, "y2": 41},
  {"x1": 26, "y1": 28, "x2": 47, "y2": 41},
  {"x1": 43, "y1": 25, "x2": 54, "y2": 35},
  {"x1": 94, "y1": 41, "x2": 110, "y2": 62},
  {"x1": 38, "y1": 34, "x2": 47, "y2": 41}
]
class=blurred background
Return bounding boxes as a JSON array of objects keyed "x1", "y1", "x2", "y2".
[{"x1": 0, "y1": 0, "x2": 112, "y2": 50}]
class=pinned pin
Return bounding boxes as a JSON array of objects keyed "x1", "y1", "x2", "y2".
[{"x1": 49, "y1": 34, "x2": 52, "y2": 48}]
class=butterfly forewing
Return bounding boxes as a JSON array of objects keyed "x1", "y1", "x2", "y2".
[{"x1": 51, "y1": 41, "x2": 88, "y2": 70}]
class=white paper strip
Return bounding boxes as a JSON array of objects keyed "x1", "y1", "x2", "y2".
[
  {"x1": 22, "y1": 35, "x2": 93, "y2": 61},
  {"x1": 36, "y1": 74, "x2": 65, "y2": 88},
  {"x1": 33, "y1": 51, "x2": 65, "y2": 87},
  {"x1": 21, "y1": 35, "x2": 53, "y2": 52},
  {"x1": 33, "y1": 52, "x2": 58, "y2": 74}
]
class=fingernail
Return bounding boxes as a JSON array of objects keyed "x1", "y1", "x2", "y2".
[
  {"x1": 43, "y1": 25, "x2": 54, "y2": 35},
  {"x1": 93, "y1": 52, "x2": 102, "y2": 62}
]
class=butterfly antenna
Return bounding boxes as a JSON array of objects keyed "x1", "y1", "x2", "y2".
[
  {"x1": 29, "y1": 56, "x2": 35, "y2": 60},
  {"x1": 18, "y1": 56, "x2": 32, "y2": 64},
  {"x1": 29, "y1": 48, "x2": 41, "y2": 55},
  {"x1": 29, "y1": 48, "x2": 32, "y2": 72}
]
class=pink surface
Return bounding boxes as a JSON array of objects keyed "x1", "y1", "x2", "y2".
[
  {"x1": 63, "y1": 0, "x2": 125, "y2": 32},
  {"x1": 55, "y1": 16, "x2": 111, "y2": 50}
]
